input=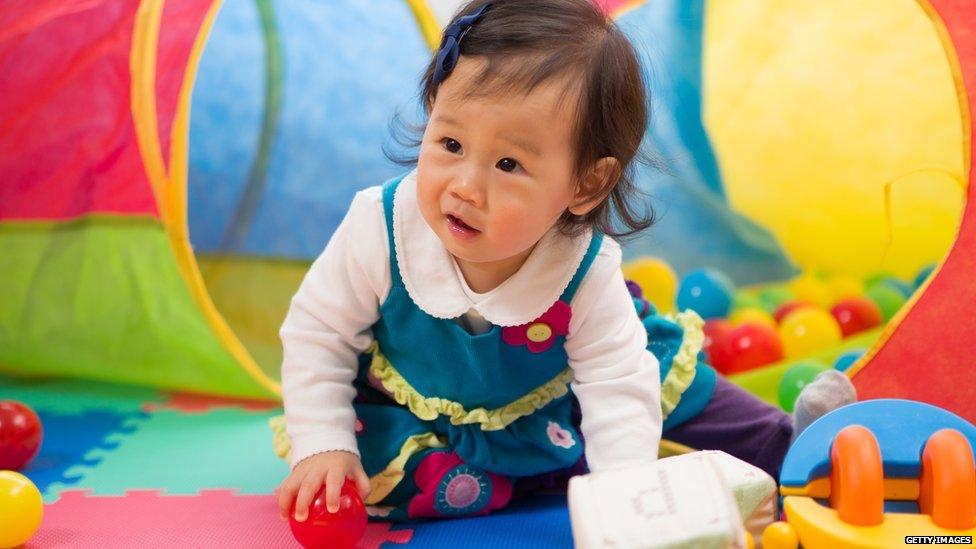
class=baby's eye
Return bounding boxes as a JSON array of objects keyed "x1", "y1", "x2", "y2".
[
  {"x1": 441, "y1": 138, "x2": 462, "y2": 154},
  {"x1": 496, "y1": 158, "x2": 520, "y2": 172}
]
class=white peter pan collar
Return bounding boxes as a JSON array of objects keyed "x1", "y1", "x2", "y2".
[{"x1": 392, "y1": 170, "x2": 593, "y2": 327}]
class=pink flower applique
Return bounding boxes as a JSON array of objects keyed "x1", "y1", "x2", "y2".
[
  {"x1": 547, "y1": 421, "x2": 576, "y2": 449},
  {"x1": 502, "y1": 300, "x2": 571, "y2": 353},
  {"x1": 407, "y1": 451, "x2": 512, "y2": 519}
]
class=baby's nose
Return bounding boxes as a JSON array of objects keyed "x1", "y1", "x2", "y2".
[{"x1": 449, "y1": 176, "x2": 484, "y2": 204}]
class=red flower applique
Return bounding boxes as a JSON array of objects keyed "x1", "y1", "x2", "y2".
[{"x1": 501, "y1": 300, "x2": 571, "y2": 353}]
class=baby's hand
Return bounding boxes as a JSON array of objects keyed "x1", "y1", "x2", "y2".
[{"x1": 277, "y1": 450, "x2": 371, "y2": 522}]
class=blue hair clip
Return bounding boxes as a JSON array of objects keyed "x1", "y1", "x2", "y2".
[{"x1": 432, "y1": 3, "x2": 492, "y2": 86}]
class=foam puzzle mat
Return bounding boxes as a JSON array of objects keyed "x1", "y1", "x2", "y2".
[{"x1": 1, "y1": 375, "x2": 574, "y2": 548}]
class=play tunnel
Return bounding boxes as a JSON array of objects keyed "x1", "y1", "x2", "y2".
[{"x1": 0, "y1": 0, "x2": 970, "y2": 409}]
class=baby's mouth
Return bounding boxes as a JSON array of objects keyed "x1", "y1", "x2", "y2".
[{"x1": 447, "y1": 214, "x2": 481, "y2": 237}]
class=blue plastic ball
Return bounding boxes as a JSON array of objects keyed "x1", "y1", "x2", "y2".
[
  {"x1": 914, "y1": 264, "x2": 935, "y2": 290},
  {"x1": 871, "y1": 277, "x2": 913, "y2": 299},
  {"x1": 833, "y1": 349, "x2": 866, "y2": 372},
  {"x1": 676, "y1": 269, "x2": 735, "y2": 320}
]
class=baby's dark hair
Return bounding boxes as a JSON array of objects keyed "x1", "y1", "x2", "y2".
[{"x1": 388, "y1": 0, "x2": 655, "y2": 240}]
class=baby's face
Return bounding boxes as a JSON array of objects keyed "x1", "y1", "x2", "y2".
[{"x1": 417, "y1": 56, "x2": 581, "y2": 270}]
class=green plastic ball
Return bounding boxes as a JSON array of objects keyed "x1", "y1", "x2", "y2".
[
  {"x1": 732, "y1": 290, "x2": 764, "y2": 312},
  {"x1": 864, "y1": 284, "x2": 906, "y2": 322},
  {"x1": 778, "y1": 361, "x2": 828, "y2": 412},
  {"x1": 758, "y1": 286, "x2": 794, "y2": 313}
]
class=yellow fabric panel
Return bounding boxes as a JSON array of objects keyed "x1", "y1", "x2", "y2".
[
  {"x1": 703, "y1": 0, "x2": 965, "y2": 279},
  {"x1": 197, "y1": 255, "x2": 311, "y2": 382}
]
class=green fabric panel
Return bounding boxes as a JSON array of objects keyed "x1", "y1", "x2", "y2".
[
  {"x1": 0, "y1": 217, "x2": 276, "y2": 399},
  {"x1": 196, "y1": 255, "x2": 309, "y2": 382}
]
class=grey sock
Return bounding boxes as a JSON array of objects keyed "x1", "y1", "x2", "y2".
[{"x1": 791, "y1": 370, "x2": 857, "y2": 441}]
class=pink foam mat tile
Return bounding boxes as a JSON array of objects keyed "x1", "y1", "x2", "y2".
[
  {"x1": 142, "y1": 392, "x2": 282, "y2": 414},
  {"x1": 30, "y1": 490, "x2": 413, "y2": 549}
]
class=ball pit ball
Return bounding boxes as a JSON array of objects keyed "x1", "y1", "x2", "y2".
[
  {"x1": 787, "y1": 275, "x2": 833, "y2": 309},
  {"x1": 703, "y1": 319, "x2": 734, "y2": 369},
  {"x1": 762, "y1": 521, "x2": 799, "y2": 549},
  {"x1": 864, "y1": 271, "x2": 897, "y2": 289},
  {"x1": 833, "y1": 349, "x2": 866, "y2": 372},
  {"x1": 622, "y1": 258, "x2": 677, "y2": 313},
  {"x1": 864, "y1": 284, "x2": 906, "y2": 322},
  {"x1": 773, "y1": 301, "x2": 815, "y2": 324},
  {"x1": 874, "y1": 277, "x2": 913, "y2": 299},
  {"x1": 0, "y1": 470, "x2": 43, "y2": 549},
  {"x1": 732, "y1": 290, "x2": 764, "y2": 311},
  {"x1": 823, "y1": 274, "x2": 864, "y2": 302},
  {"x1": 728, "y1": 307, "x2": 777, "y2": 330},
  {"x1": 0, "y1": 400, "x2": 43, "y2": 470},
  {"x1": 778, "y1": 308, "x2": 842, "y2": 358},
  {"x1": 676, "y1": 269, "x2": 735, "y2": 320},
  {"x1": 289, "y1": 480, "x2": 367, "y2": 549},
  {"x1": 830, "y1": 297, "x2": 883, "y2": 338},
  {"x1": 758, "y1": 286, "x2": 794, "y2": 313},
  {"x1": 779, "y1": 361, "x2": 829, "y2": 412},
  {"x1": 914, "y1": 264, "x2": 935, "y2": 289},
  {"x1": 721, "y1": 323, "x2": 784, "y2": 375}
]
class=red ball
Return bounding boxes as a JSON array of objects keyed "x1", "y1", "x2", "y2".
[
  {"x1": 830, "y1": 297, "x2": 883, "y2": 338},
  {"x1": 289, "y1": 480, "x2": 367, "y2": 549},
  {"x1": 0, "y1": 400, "x2": 43, "y2": 470},
  {"x1": 722, "y1": 323, "x2": 784, "y2": 374},
  {"x1": 703, "y1": 319, "x2": 734, "y2": 370},
  {"x1": 773, "y1": 301, "x2": 815, "y2": 324}
]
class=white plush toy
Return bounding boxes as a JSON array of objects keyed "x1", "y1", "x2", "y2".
[{"x1": 568, "y1": 451, "x2": 777, "y2": 548}]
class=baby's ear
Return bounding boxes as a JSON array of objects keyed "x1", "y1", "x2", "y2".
[{"x1": 568, "y1": 157, "x2": 620, "y2": 216}]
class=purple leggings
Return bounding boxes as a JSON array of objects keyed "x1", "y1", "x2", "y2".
[
  {"x1": 663, "y1": 375, "x2": 793, "y2": 479},
  {"x1": 514, "y1": 376, "x2": 792, "y2": 497}
]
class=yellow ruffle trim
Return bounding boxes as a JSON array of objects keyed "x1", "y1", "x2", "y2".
[
  {"x1": 367, "y1": 432, "x2": 447, "y2": 504},
  {"x1": 269, "y1": 414, "x2": 291, "y2": 461},
  {"x1": 367, "y1": 341, "x2": 573, "y2": 431},
  {"x1": 268, "y1": 414, "x2": 446, "y2": 503},
  {"x1": 659, "y1": 310, "x2": 705, "y2": 419}
]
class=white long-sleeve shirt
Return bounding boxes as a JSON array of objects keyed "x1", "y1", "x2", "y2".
[{"x1": 280, "y1": 170, "x2": 663, "y2": 473}]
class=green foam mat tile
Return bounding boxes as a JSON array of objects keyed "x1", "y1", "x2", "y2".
[
  {"x1": 46, "y1": 408, "x2": 289, "y2": 497},
  {"x1": 0, "y1": 374, "x2": 165, "y2": 415}
]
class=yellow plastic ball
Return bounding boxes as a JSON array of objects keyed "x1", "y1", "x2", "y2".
[
  {"x1": 779, "y1": 308, "x2": 842, "y2": 358},
  {"x1": 0, "y1": 470, "x2": 43, "y2": 548},
  {"x1": 622, "y1": 257, "x2": 677, "y2": 313},
  {"x1": 745, "y1": 531, "x2": 756, "y2": 549},
  {"x1": 728, "y1": 307, "x2": 777, "y2": 329},
  {"x1": 824, "y1": 273, "x2": 865, "y2": 303},
  {"x1": 762, "y1": 521, "x2": 799, "y2": 549},
  {"x1": 788, "y1": 274, "x2": 833, "y2": 309}
]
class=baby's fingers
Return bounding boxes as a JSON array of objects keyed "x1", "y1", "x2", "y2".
[
  {"x1": 353, "y1": 467, "x2": 372, "y2": 501},
  {"x1": 277, "y1": 474, "x2": 303, "y2": 520},
  {"x1": 324, "y1": 469, "x2": 346, "y2": 514},
  {"x1": 293, "y1": 472, "x2": 325, "y2": 522}
]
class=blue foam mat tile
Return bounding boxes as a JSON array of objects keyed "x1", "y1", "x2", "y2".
[
  {"x1": 21, "y1": 410, "x2": 148, "y2": 502},
  {"x1": 404, "y1": 496, "x2": 573, "y2": 548}
]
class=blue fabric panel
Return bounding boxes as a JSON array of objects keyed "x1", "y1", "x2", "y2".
[
  {"x1": 188, "y1": 0, "x2": 429, "y2": 259},
  {"x1": 616, "y1": 1, "x2": 796, "y2": 284}
]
